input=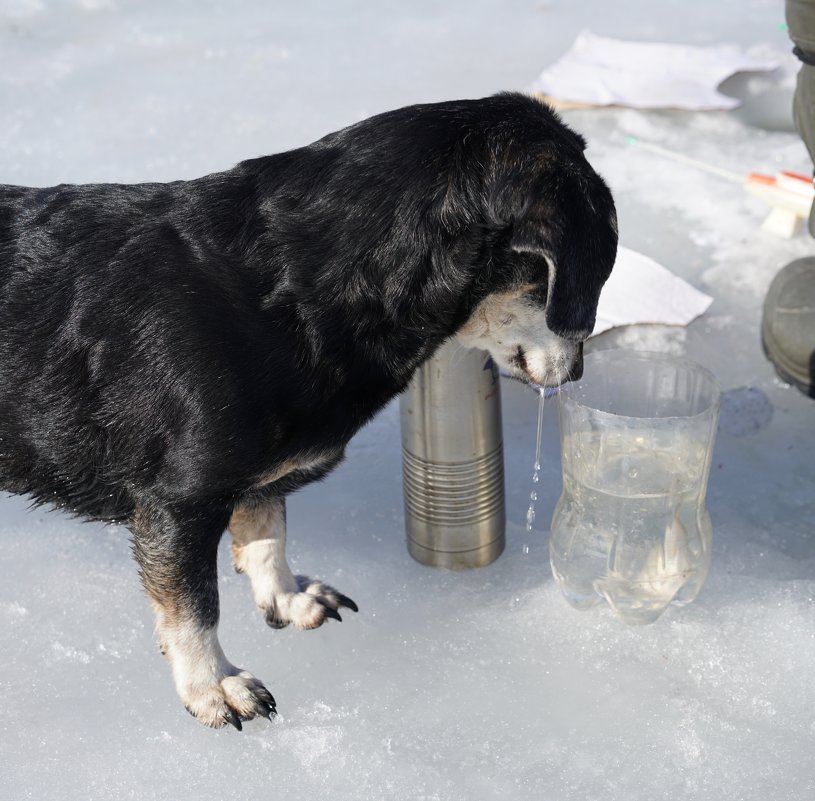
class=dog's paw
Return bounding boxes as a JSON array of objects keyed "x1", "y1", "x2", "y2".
[
  {"x1": 183, "y1": 671, "x2": 276, "y2": 731},
  {"x1": 265, "y1": 575, "x2": 359, "y2": 630}
]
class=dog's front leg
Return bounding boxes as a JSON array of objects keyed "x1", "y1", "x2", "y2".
[
  {"x1": 229, "y1": 495, "x2": 358, "y2": 629},
  {"x1": 131, "y1": 499, "x2": 276, "y2": 730}
]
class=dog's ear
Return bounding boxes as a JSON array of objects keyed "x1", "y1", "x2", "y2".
[
  {"x1": 496, "y1": 164, "x2": 618, "y2": 338},
  {"x1": 544, "y1": 170, "x2": 618, "y2": 337}
]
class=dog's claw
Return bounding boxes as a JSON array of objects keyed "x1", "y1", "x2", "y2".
[
  {"x1": 255, "y1": 688, "x2": 277, "y2": 718},
  {"x1": 257, "y1": 688, "x2": 276, "y2": 709},
  {"x1": 322, "y1": 605, "x2": 342, "y2": 622},
  {"x1": 336, "y1": 593, "x2": 358, "y2": 613},
  {"x1": 265, "y1": 610, "x2": 289, "y2": 630},
  {"x1": 225, "y1": 709, "x2": 243, "y2": 731}
]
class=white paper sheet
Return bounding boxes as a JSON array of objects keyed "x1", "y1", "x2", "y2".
[
  {"x1": 528, "y1": 31, "x2": 778, "y2": 110},
  {"x1": 592, "y1": 246, "x2": 713, "y2": 336}
]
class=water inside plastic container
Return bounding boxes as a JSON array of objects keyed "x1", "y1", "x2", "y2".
[{"x1": 550, "y1": 429, "x2": 711, "y2": 624}]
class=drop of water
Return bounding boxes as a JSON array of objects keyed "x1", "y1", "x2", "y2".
[
  {"x1": 522, "y1": 544, "x2": 530, "y2": 555},
  {"x1": 628, "y1": 467, "x2": 639, "y2": 478},
  {"x1": 532, "y1": 391, "x2": 544, "y2": 476},
  {"x1": 525, "y1": 390, "x2": 547, "y2": 531}
]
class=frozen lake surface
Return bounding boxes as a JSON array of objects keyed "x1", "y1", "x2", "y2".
[{"x1": 1, "y1": 1, "x2": 814, "y2": 799}]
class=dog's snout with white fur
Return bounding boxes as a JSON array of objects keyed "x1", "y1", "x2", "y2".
[
  {"x1": 520, "y1": 338, "x2": 584, "y2": 386},
  {"x1": 456, "y1": 290, "x2": 588, "y2": 388}
]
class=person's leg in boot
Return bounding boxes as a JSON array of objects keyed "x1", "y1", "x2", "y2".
[{"x1": 761, "y1": 0, "x2": 815, "y2": 398}]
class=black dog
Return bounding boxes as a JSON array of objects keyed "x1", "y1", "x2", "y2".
[{"x1": 0, "y1": 93, "x2": 617, "y2": 729}]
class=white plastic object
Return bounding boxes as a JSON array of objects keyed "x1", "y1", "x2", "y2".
[{"x1": 744, "y1": 171, "x2": 814, "y2": 239}]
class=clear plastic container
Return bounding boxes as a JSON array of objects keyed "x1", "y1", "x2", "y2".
[{"x1": 549, "y1": 350, "x2": 721, "y2": 624}]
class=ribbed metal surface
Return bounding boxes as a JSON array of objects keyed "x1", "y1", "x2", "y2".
[
  {"x1": 400, "y1": 340, "x2": 506, "y2": 568},
  {"x1": 401, "y1": 444, "x2": 505, "y2": 526}
]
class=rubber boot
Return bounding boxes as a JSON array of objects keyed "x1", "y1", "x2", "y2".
[
  {"x1": 761, "y1": 257, "x2": 815, "y2": 397},
  {"x1": 761, "y1": 3, "x2": 815, "y2": 397}
]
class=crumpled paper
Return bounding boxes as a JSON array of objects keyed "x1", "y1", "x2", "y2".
[
  {"x1": 528, "y1": 31, "x2": 777, "y2": 110},
  {"x1": 593, "y1": 246, "x2": 713, "y2": 336}
]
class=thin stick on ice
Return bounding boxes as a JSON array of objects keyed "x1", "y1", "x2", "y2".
[{"x1": 626, "y1": 136, "x2": 814, "y2": 238}]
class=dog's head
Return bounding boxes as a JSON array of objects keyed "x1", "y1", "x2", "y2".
[{"x1": 453, "y1": 95, "x2": 618, "y2": 387}]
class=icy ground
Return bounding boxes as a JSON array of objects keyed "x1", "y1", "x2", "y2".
[{"x1": 1, "y1": 1, "x2": 814, "y2": 799}]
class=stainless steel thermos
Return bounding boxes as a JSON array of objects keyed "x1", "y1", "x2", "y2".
[{"x1": 399, "y1": 339, "x2": 505, "y2": 568}]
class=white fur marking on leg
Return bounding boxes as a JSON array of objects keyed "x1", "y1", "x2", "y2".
[
  {"x1": 157, "y1": 615, "x2": 274, "y2": 728},
  {"x1": 229, "y1": 499, "x2": 356, "y2": 630},
  {"x1": 231, "y1": 500, "x2": 298, "y2": 606}
]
